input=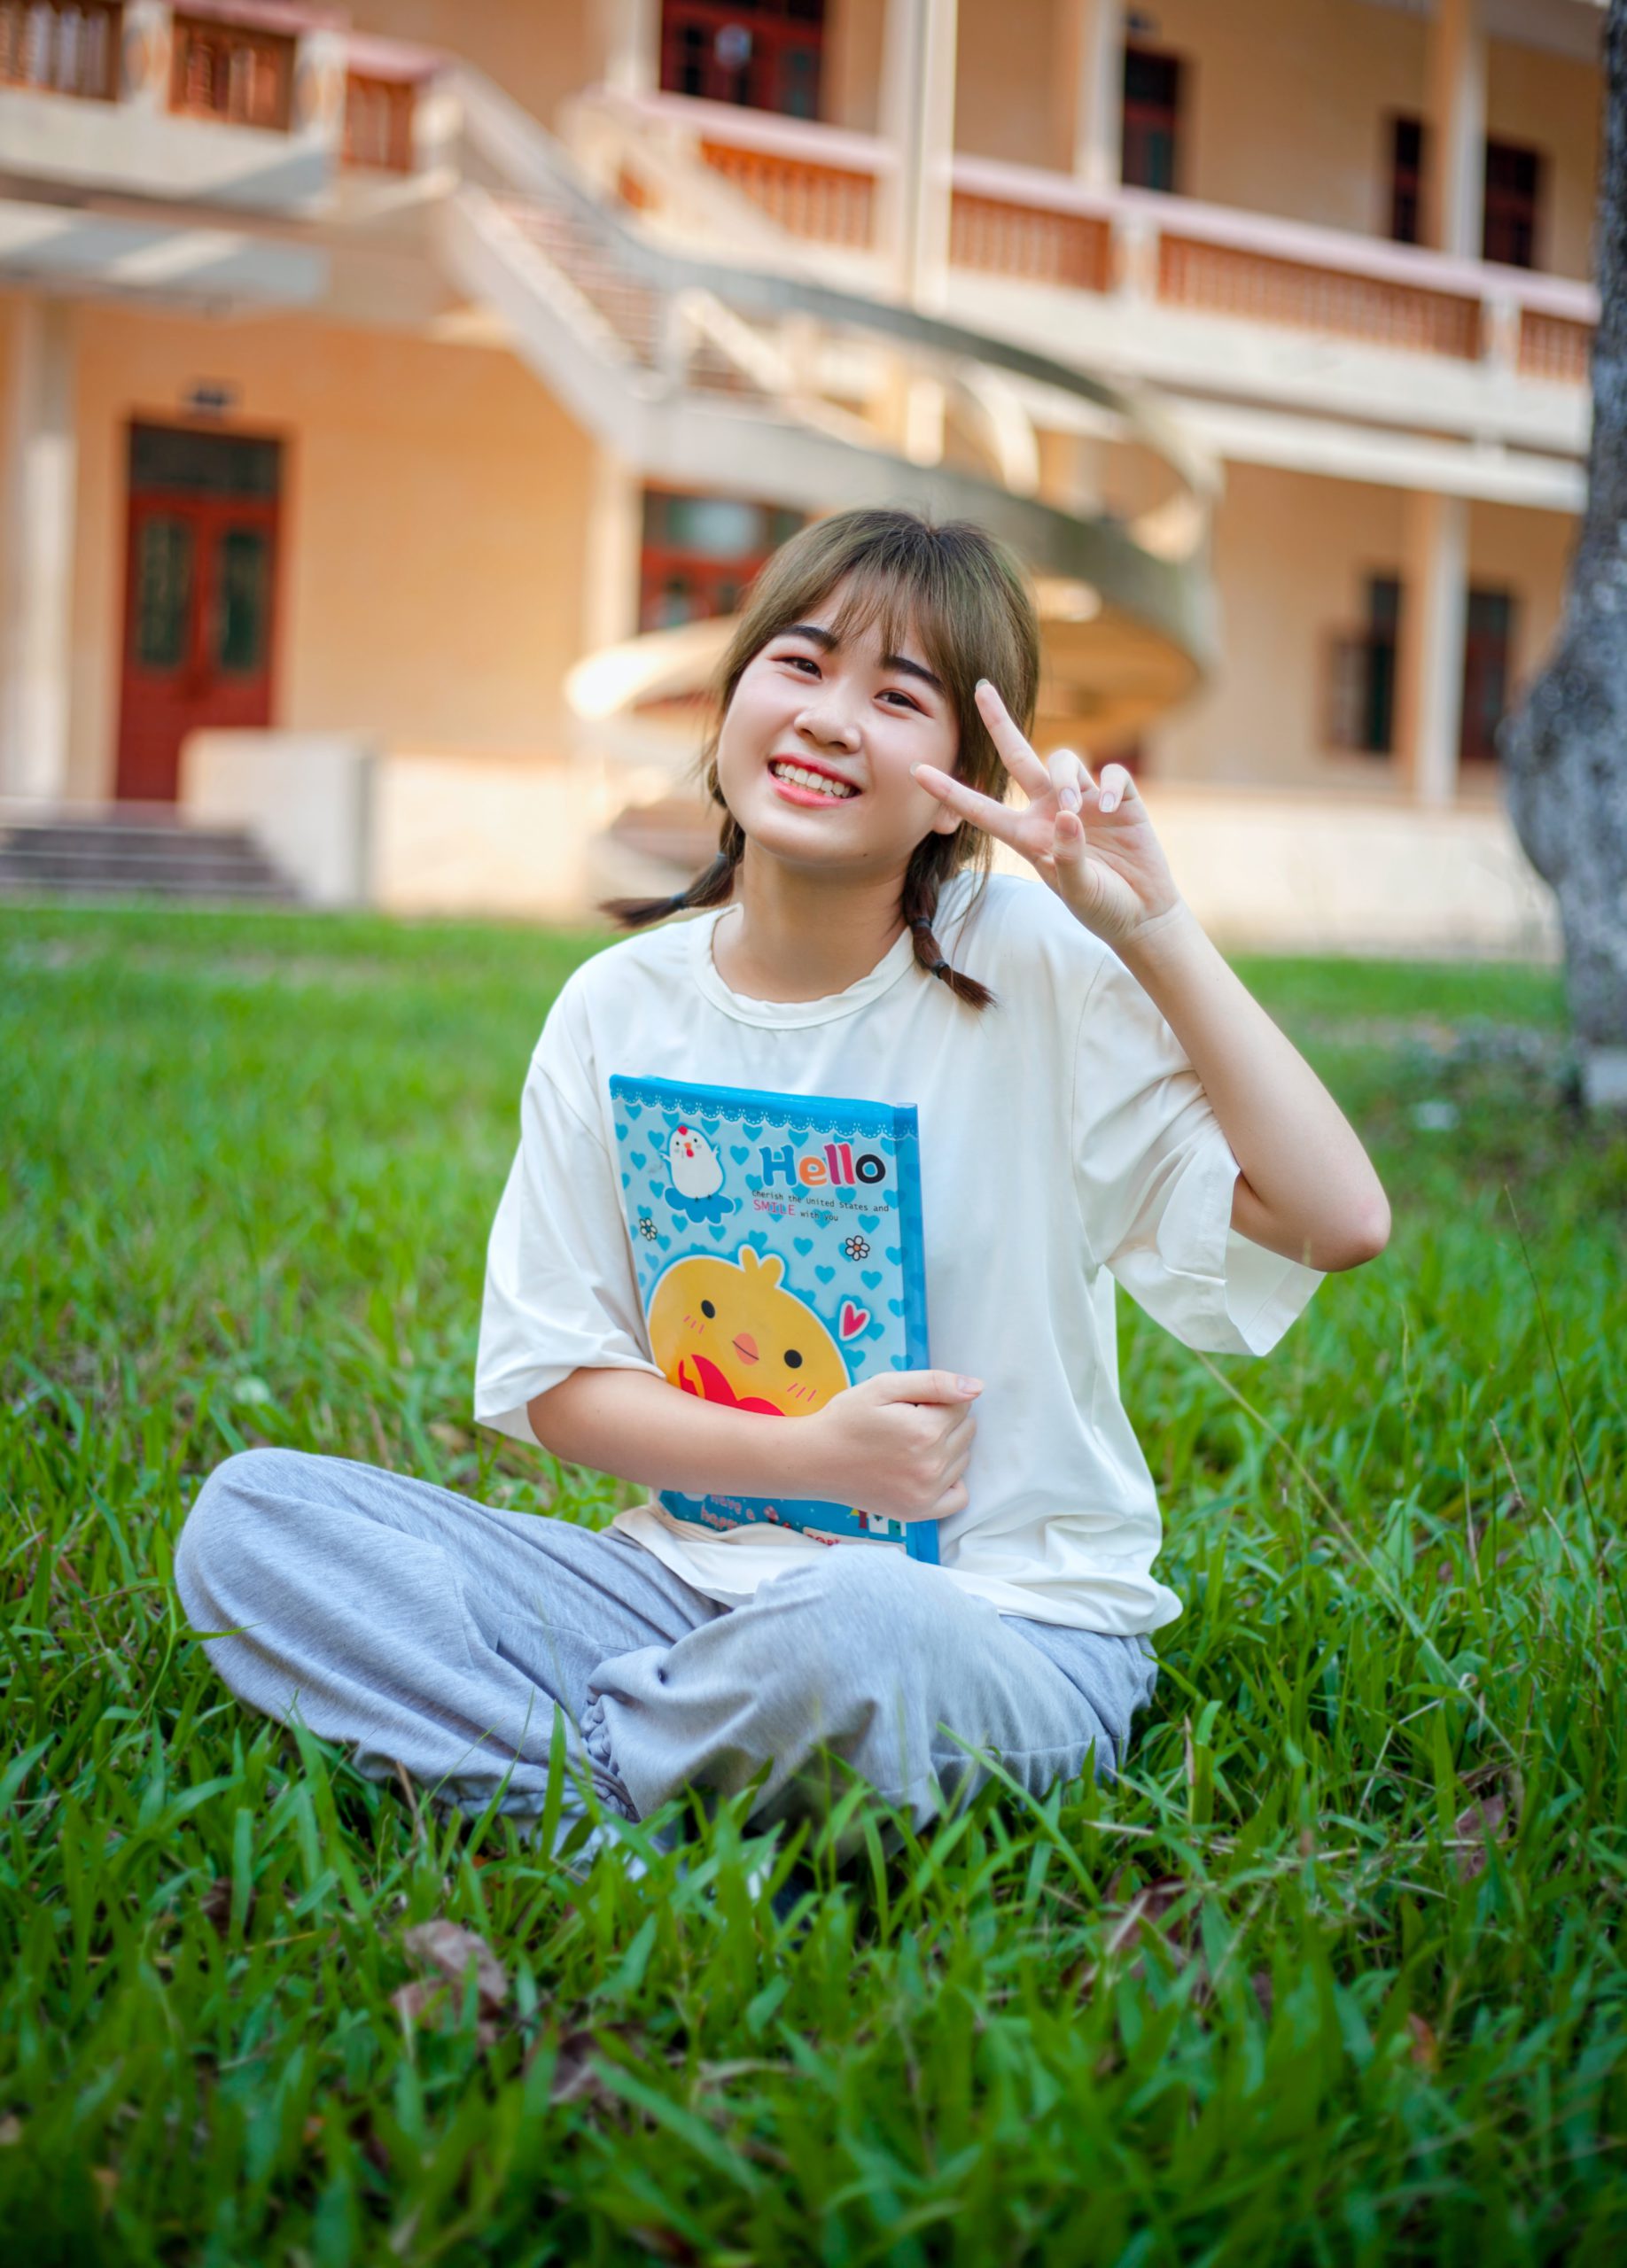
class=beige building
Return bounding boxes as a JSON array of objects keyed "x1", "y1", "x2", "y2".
[{"x1": 0, "y1": 0, "x2": 1603, "y2": 951}]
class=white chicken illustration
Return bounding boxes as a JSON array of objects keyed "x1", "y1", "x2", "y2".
[{"x1": 666, "y1": 1122, "x2": 724, "y2": 1201}]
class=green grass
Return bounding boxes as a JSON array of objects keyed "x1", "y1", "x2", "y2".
[{"x1": 3, "y1": 904, "x2": 1625, "y2": 2265}]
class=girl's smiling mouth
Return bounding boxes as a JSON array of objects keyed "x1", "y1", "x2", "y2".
[{"x1": 768, "y1": 757, "x2": 860, "y2": 803}]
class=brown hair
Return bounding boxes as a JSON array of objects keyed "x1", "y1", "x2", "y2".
[{"x1": 596, "y1": 506, "x2": 1042, "y2": 1012}]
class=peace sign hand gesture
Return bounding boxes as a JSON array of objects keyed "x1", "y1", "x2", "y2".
[{"x1": 911, "y1": 680, "x2": 1184, "y2": 949}]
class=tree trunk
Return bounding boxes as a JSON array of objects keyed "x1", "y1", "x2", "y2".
[{"x1": 1502, "y1": 0, "x2": 1627, "y2": 1107}]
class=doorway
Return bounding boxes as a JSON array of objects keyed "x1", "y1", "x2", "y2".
[
  {"x1": 658, "y1": 3, "x2": 824, "y2": 119},
  {"x1": 115, "y1": 421, "x2": 282, "y2": 804}
]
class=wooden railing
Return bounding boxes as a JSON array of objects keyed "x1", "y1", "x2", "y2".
[
  {"x1": 1518, "y1": 307, "x2": 1592, "y2": 385},
  {"x1": 664, "y1": 98, "x2": 1599, "y2": 384},
  {"x1": 0, "y1": 0, "x2": 121, "y2": 100},
  {"x1": 170, "y1": 12, "x2": 293, "y2": 131},
  {"x1": 698, "y1": 137, "x2": 874, "y2": 249},
  {"x1": 950, "y1": 191, "x2": 1111, "y2": 291},
  {"x1": 1156, "y1": 232, "x2": 1482, "y2": 358}
]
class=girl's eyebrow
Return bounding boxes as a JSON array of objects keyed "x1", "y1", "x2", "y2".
[
  {"x1": 882, "y1": 652, "x2": 946, "y2": 697},
  {"x1": 779, "y1": 622, "x2": 946, "y2": 698}
]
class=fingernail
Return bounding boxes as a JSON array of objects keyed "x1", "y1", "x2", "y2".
[
  {"x1": 1101, "y1": 793, "x2": 1118, "y2": 812},
  {"x1": 956, "y1": 1375, "x2": 982, "y2": 1394},
  {"x1": 1061, "y1": 788, "x2": 1080, "y2": 812}
]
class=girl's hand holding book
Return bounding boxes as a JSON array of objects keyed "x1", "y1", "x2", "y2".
[
  {"x1": 911, "y1": 680, "x2": 1182, "y2": 951},
  {"x1": 801, "y1": 1370, "x2": 983, "y2": 1526}
]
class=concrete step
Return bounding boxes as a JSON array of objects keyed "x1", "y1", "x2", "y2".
[{"x1": 0, "y1": 812, "x2": 301, "y2": 904}]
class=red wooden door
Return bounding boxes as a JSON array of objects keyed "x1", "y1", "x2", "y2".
[{"x1": 116, "y1": 423, "x2": 282, "y2": 804}]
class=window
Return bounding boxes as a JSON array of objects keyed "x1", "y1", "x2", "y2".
[
  {"x1": 640, "y1": 490, "x2": 805, "y2": 631},
  {"x1": 344, "y1": 74, "x2": 416, "y2": 173},
  {"x1": 1327, "y1": 576, "x2": 1400, "y2": 755},
  {"x1": 659, "y1": 2, "x2": 824, "y2": 120},
  {"x1": 1460, "y1": 587, "x2": 1515, "y2": 764},
  {"x1": 170, "y1": 13, "x2": 293, "y2": 131},
  {"x1": 1483, "y1": 140, "x2": 1542, "y2": 269},
  {"x1": 1386, "y1": 117, "x2": 1543, "y2": 268},
  {"x1": 1122, "y1": 47, "x2": 1181, "y2": 194},
  {"x1": 0, "y1": 1, "x2": 121, "y2": 100},
  {"x1": 1389, "y1": 116, "x2": 1423, "y2": 245}
]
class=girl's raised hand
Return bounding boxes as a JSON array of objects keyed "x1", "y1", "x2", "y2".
[{"x1": 912, "y1": 680, "x2": 1183, "y2": 947}]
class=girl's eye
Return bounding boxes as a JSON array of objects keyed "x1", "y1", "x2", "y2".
[
  {"x1": 775, "y1": 650, "x2": 820, "y2": 673},
  {"x1": 882, "y1": 689, "x2": 922, "y2": 711}
]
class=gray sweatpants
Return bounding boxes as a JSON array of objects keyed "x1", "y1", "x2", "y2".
[{"x1": 174, "y1": 1449, "x2": 1160, "y2": 1860}]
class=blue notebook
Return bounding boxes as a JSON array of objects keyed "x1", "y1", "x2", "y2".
[{"x1": 607, "y1": 1074, "x2": 938, "y2": 1564}]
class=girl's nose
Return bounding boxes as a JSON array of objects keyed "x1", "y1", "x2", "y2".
[{"x1": 795, "y1": 702, "x2": 860, "y2": 750}]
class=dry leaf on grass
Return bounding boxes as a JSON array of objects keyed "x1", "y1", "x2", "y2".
[
  {"x1": 627, "y1": 2225, "x2": 704, "y2": 2264},
  {"x1": 1452, "y1": 1774, "x2": 1521, "y2": 1882},
  {"x1": 393, "y1": 1918, "x2": 511, "y2": 2047},
  {"x1": 1406, "y1": 2012, "x2": 1439, "y2": 2070},
  {"x1": 533, "y1": 2022, "x2": 643, "y2": 2107},
  {"x1": 1069, "y1": 1874, "x2": 1202, "y2": 1999},
  {"x1": 401, "y1": 1919, "x2": 509, "y2": 2016},
  {"x1": 199, "y1": 1876, "x2": 237, "y2": 1939}
]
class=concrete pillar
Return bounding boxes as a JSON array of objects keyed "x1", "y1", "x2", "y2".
[
  {"x1": 1, "y1": 299, "x2": 78, "y2": 808},
  {"x1": 876, "y1": 0, "x2": 958, "y2": 462},
  {"x1": 1397, "y1": 490, "x2": 1468, "y2": 808},
  {"x1": 878, "y1": 0, "x2": 959, "y2": 310},
  {"x1": 1056, "y1": 0, "x2": 1124, "y2": 189},
  {"x1": 580, "y1": 447, "x2": 645, "y2": 656},
  {"x1": 598, "y1": 0, "x2": 660, "y2": 98},
  {"x1": 1425, "y1": 0, "x2": 1486, "y2": 259}
]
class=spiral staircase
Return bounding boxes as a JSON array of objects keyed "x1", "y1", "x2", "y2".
[{"x1": 432, "y1": 70, "x2": 1222, "y2": 896}]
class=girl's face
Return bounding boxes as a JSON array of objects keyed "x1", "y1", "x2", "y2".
[{"x1": 713, "y1": 580, "x2": 963, "y2": 875}]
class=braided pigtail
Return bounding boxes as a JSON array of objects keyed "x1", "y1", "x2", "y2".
[
  {"x1": 597, "y1": 813, "x2": 744, "y2": 928},
  {"x1": 901, "y1": 837, "x2": 997, "y2": 1012}
]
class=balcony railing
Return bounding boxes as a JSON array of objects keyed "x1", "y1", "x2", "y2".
[
  {"x1": 624, "y1": 94, "x2": 1598, "y2": 386},
  {"x1": 0, "y1": 0, "x2": 121, "y2": 100},
  {"x1": 952, "y1": 190, "x2": 1111, "y2": 291},
  {"x1": 698, "y1": 136, "x2": 874, "y2": 248},
  {"x1": 1518, "y1": 307, "x2": 1592, "y2": 385}
]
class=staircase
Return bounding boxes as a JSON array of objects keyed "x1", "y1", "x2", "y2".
[
  {"x1": 439, "y1": 66, "x2": 1219, "y2": 710},
  {"x1": 0, "y1": 812, "x2": 301, "y2": 904},
  {"x1": 433, "y1": 70, "x2": 1223, "y2": 905}
]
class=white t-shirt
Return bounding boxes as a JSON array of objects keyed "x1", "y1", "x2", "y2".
[{"x1": 474, "y1": 869, "x2": 1321, "y2": 1635}]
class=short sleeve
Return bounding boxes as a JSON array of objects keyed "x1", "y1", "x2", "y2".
[
  {"x1": 1072, "y1": 947, "x2": 1322, "y2": 1356},
  {"x1": 473, "y1": 1007, "x2": 663, "y2": 1445}
]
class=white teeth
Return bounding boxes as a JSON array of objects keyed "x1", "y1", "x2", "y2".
[{"x1": 770, "y1": 760, "x2": 856, "y2": 798}]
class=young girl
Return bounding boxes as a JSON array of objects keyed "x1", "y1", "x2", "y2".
[{"x1": 175, "y1": 508, "x2": 1389, "y2": 1882}]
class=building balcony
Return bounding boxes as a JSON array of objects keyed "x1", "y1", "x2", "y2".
[
  {"x1": 590, "y1": 87, "x2": 1596, "y2": 466},
  {"x1": 0, "y1": 0, "x2": 446, "y2": 217}
]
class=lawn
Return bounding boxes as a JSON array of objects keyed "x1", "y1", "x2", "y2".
[{"x1": 3, "y1": 902, "x2": 1625, "y2": 2265}]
